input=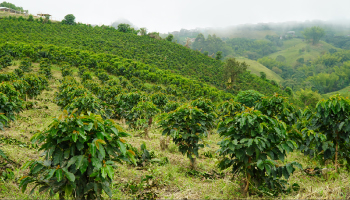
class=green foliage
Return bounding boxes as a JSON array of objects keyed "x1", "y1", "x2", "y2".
[
  {"x1": 215, "y1": 51, "x2": 222, "y2": 60},
  {"x1": 23, "y1": 73, "x2": 48, "y2": 99},
  {"x1": 116, "y1": 24, "x2": 139, "y2": 35},
  {"x1": 0, "y1": 55, "x2": 12, "y2": 69},
  {"x1": 39, "y1": 60, "x2": 53, "y2": 79},
  {"x1": 217, "y1": 99, "x2": 243, "y2": 119},
  {"x1": 114, "y1": 92, "x2": 146, "y2": 120},
  {"x1": 223, "y1": 58, "x2": 248, "y2": 88},
  {"x1": 0, "y1": 112, "x2": 8, "y2": 131},
  {"x1": 308, "y1": 95, "x2": 350, "y2": 170},
  {"x1": 61, "y1": 64, "x2": 73, "y2": 77},
  {"x1": 160, "y1": 104, "x2": 215, "y2": 168},
  {"x1": 65, "y1": 93, "x2": 113, "y2": 119},
  {"x1": 151, "y1": 93, "x2": 168, "y2": 110},
  {"x1": 163, "y1": 101, "x2": 180, "y2": 113},
  {"x1": 166, "y1": 34, "x2": 174, "y2": 42},
  {"x1": 62, "y1": 14, "x2": 75, "y2": 25},
  {"x1": 0, "y1": 89, "x2": 23, "y2": 122},
  {"x1": 81, "y1": 71, "x2": 93, "y2": 82},
  {"x1": 14, "y1": 68, "x2": 24, "y2": 77},
  {"x1": 235, "y1": 90, "x2": 264, "y2": 107},
  {"x1": 295, "y1": 88, "x2": 321, "y2": 108},
  {"x1": 129, "y1": 101, "x2": 160, "y2": 136},
  {"x1": 0, "y1": 19, "x2": 283, "y2": 96},
  {"x1": 302, "y1": 26, "x2": 325, "y2": 45},
  {"x1": 0, "y1": 1, "x2": 27, "y2": 12},
  {"x1": 19, "y1": 57, "x2": 32, "y2": 72},
  {"x1": 20, "y1": 111, "x2": 135, "y2": 199},
  {"x1": 217, "y1": 108, "x2": 301, "y2": 195}
]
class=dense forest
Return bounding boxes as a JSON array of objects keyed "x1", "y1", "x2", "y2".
[{"x1": 1, "y1": 3, "x2": 350, "y2": 199}]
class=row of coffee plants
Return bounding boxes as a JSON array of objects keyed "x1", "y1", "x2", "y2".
[
  {"x1": 0, "y1": 42, "x2": 233, "y2": 102},
  {"x1": 0, "y1": 17, "x2": 285, "y2": 96}
]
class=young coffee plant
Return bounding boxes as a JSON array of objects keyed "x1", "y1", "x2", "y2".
[
  {"x1": 11, "y1": 79, "x2": 30, "y2": 99},
  {"x1": 217, "y1": 99, "x2": 243, "y2": 119},
  {"x1": 61, "y1": 65, "x2": 73, "y2": 77},
  {"x1": 20, "y1": 111, "x2": 136, "y2": 199},
  {"x1": 160, "y1": 104, "x2": 215, "y2": 168},
  {"x1": 0, "y1": 92, "x2": 23, "y2": 121},
  {"x1": 163, "y1": 101, "x2": 180, "y2": 113},
  {"x1": 308, "y1": 94, "x2": 350, "y2": 171},
  {"x1": 81, "y1": 71, "x2": 93, "y2": 82},
  {"x1": 19, "y1": 58, "x2": 33, "y2": 72},
  {"x1": 97, "y1": 71, "x2": 110, "y2": 83},
  {"x1": 217, "y1": 108, "x2": 301, "y2": 196},
  {"x1": 129, "y1": 101, "x2": 160, "y2": 137},
  {"x1": 14, "y1": 68, "x2": 24, "y2": 78},
  {"x1": 113, "y1": 92, "x2": 146, "y2": 120},
  {"x1": 23, "y1": 74, "x2": 48, "y2": 99},
  {"x1": 39, "y1": 60, "x2": 53, "y2": 79},
  {"x1": 0, "y1": 55, "x2": 12, "y2": 69},
  {"x1": 151, "y1": 93, "x2": 168, "y2": 110},
  {"x1": 65, "y1": 93, "x2": 113, "y2": 119},
  {"x1": 235, "y1": 90, "x2": 264, "y2": 108}
]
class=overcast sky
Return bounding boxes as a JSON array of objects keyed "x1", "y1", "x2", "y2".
[{"x1": 10, "y1": 0, "x2": 350, "y2": 33}]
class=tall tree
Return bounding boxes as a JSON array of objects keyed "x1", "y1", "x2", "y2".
[
  {"x1": 223, "y1": 58, "x2": 248, "y2": 88},
  {"x1": 302, "y1": 26, "x2": 325, "y2": 45},
  {"x1": 62, "y1": 14, "x2": 75, "y2": 25}
]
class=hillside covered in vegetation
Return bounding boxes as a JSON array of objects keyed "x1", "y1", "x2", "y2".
[{"x1": 1, "y1": 4, "x2": 350, "y2": 199}]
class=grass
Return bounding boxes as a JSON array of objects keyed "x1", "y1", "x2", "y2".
[
  {"x1": 1, "y1": 62, "x2": 350, "y2": 199},
  {"x1": 268, "y1": 39, "x2": 339, "y2": 66},
  {"x1": 323, "y1": 85, "x2": 350, "y2": 98},
  {"x1": 236, "y1": 57, "x2": 284, "y2": 83}
]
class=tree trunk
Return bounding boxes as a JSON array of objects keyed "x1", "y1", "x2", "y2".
[
  {"x1": 190, "y1": 157, "x2": 196, "y2": 169},
  {"x1": 244, "y1": 156, "x2": 251, "y2": 196},
  {"x1": 148, "y1": 117, "x2": 153, "y2": 127},
  {"x1": 335, "y1": 136, "x2": 339, "y2": 172},
  {"x1": 144, "y1": 127, "x2": 149, "y2": 138}
]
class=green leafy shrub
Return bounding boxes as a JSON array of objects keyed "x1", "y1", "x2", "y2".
[
  {"x1": 0, "y1": 55, "x2": 12, "y2": 69},
  {"x1": 235, "y1": 90, "x2": 264, "y2": 107},
  {"x1": 19, "y1": 58, "x2": 32, "y2": 72},
  {"x1": 129, "y1": 101, "x2": 160, "y2": 137},
  {"x1": 20, "y1": 112, "x2": 135, "y2": 199},
  {"x1": 160, "y1": 104, "x2": 215, "y2": 168},
  {"x1": 23, "y1": 74, "x2": 48, "y2": 99},
  {"x1": 39, "y1": 59, "x2": 53, "y2": 79},
  {"x1": 151, "y1": 93, "x2": 168, "y2": 110},
  {"x1": 217, "y1": 108, "x2": 301, "y2": 195},
  {"x1": 65, "y1": 93, "x2": 113, "y2": 119},
  {"x1": 163, "y1": 101, "x2": 180, "y2": 113},
  {"x1": 14, "y1": 68, "x2": 24, "y2": 77},
  {"x1": 81, "y1": 71, "x2": 93, "y2": 82},
  {"x1": 56, "y1": 85, "x2": 90, "y2": 109},
  {"x1": 308, "y1": 94, "x2": 350, "y2": 171},
  {"x1": 61, "y1": 64, "x2": 73, "y2": 77},
  {"x1": 114, "y1": 92, "x2": 146, "y2": 120},
  {"x1": 217, "y1": 99, "x2": 243, "y2": 119}
]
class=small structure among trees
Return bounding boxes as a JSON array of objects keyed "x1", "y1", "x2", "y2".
[
  {"x1": 37, "y1": 13, "x2": 51, "y2": 19},
  {"x1": 0, "y1": 7, "x2": 22, "y2": 14}
]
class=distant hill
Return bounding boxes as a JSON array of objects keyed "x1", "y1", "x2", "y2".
[
  {"x1": 268, "y1": 39, "x2": 339, "y2": 66},
  {"x1": 323, "y1": 86, "x2": 350, "y2": 98},
  {"x1": 236, "y1": 57, "x2": 284, "y2": 83}
]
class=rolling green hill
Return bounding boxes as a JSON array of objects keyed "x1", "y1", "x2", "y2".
[
  {"x1": 236, "y1": 57, "x2": 284, "y2": 82},
  {"x1": 323, "y1": 85, "x2": 350, "y2": 98},
  {"x1": 0, "y1": 17, "x2": 286, "y2": 96},
  {"x1": 268, "y1": 39, "x2": 339, "y2": 66}
]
